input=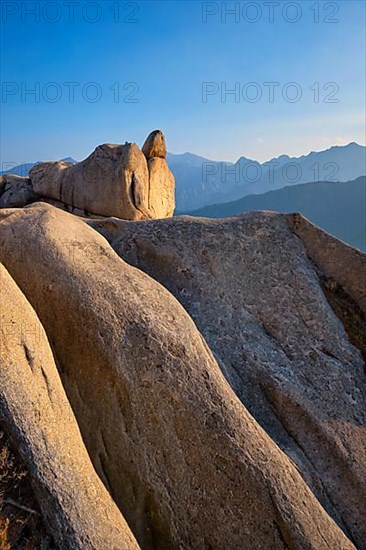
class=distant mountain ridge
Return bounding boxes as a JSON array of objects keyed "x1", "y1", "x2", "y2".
[
  {"x1": 169, "y1": 142, "x2": 366, "y2": 210},
  {"x1": 1, "y1": 143, "x2": 365, "y2": 211},
  {"x1": 186, "y1": 176, "x2": 366, "y2": 252}
]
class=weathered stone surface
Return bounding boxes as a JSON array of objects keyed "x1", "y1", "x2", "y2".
[
  {"x1": 29, "y1": 144, "x2": 150, "y2": 219},
  {"x1": 0, "y1": 204, "x2": 354, "y2": 550},
  {"x1": 287, "y1": 213, "x2": 366, "y2": 362},
  {"x1": 287, "y1": 212, "x2": 366, "y2": 317},
  {"x1": 0, "y1": 175, "x2": 39, "y2": 208},
  {"x1": 142, "y1": 130, "x2": 167, "y2": 160},
  {"x1": 0, "y1": 264, "x2": 139, "y2": 550},
  {"x1": 88, "y1": 211, "x2": 366, "y2": 549},
  {"x1": 147, "y1": 158, "x2": 175, "y2": 219},
  {"x1": 28, "y1": 132, "x2": 175, "y2": 220},
  {"x1": 37, "y1": 196, "x2": 104, "y2": 218}
]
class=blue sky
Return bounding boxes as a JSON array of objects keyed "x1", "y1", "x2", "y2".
[{"x1": 1, "y1": 0, "x2": 365, "y2": 166}]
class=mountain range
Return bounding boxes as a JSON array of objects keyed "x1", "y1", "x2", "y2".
[
  {"x1": 2, "y1": 142, "x2": 365, "y2": 211},
  {"x1": 169, "y1": 142, "x2": 366, "y2": 210}
]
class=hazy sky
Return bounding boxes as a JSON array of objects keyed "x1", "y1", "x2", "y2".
[{"x1": 1, "y1": 0, "x2": 365, "y2": 166}]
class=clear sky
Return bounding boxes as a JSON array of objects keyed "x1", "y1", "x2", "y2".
[{"x1": 1, "y1": 0, "x2": 365, "y2": 165}]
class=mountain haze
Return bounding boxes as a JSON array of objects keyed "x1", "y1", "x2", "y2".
[
  {"x1": 2, "y1": 143, "x2": 365, "y2": 212},
  {"x1": 171, "y1": 142, "x2": 366, "y2": 210}
]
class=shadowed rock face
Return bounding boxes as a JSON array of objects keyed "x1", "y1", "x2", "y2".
[
  {"x1": 0, "y1": 204, "x2": 355, "y2": 550},
  {"x1": 288, "y1": 213, "x2": 366, "y2": 308},
  {"x1": 88, "y1": 211, "x2": 366, "y2": 549},
  {"x1": 0, "y1": 264, "x2": 138, "y2": 550},
  {"x1": 287, "y1": 213, "x2": 366, "y2": 365},
  {"x1": 27, "y1": 131, "x2": 175, "y2": 220},
  {"x1": 0, "y1": 175, "x2": 39, "y2": 208}
]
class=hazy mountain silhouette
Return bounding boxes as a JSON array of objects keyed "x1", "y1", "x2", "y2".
[
  {"x1": 186, "y1": 176, "x2": 366, "y2": 252},
  {"x1": 2, "y1": 143, "x2": 365, "y2": 213},
  {"x1": 170, "y1": 142, "x2": 366, "y2": 210}
]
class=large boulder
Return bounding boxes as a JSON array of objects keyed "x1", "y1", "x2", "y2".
[
  {"x1": 0, "y1": 204, "x2": 354, "y2": 550},
  {"x1": 29, "y1": 144, "x2": 149, "y2": 219},
  {"x1": 0, "y1": 175, "x2": 39, "y2": 208},
  {"x1": 141, "y1": 131, "x2": 175, "y2": 218},
  {"x1": 0, "y1": 264, "x2": 138, "y2": 550},
  {"x1": 146, "y1": 158, "x2": 175, "y2": 219},
  {"x1": 87, "y1": 211, "x2": 366, "y2": 549},
  {"x1": 142, "y1": 130, "x2": 175, "y2": 219},
  {"x1": 28, "y1": 131, "x2": 175, "y2": 220}
]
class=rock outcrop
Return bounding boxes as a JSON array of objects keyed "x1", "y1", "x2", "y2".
[
  {"x1": 0, "y1": 264, "x2": 139, "y2": 550},
  {"x1": 287, "y1": 212, "x2": 366, "y2": 361},
  {"x1": 27, "y1": 131, "x2": 175, "y2": 219},
  {"x1": 288, "y1": 212, "x2": 366, "y2": 318},
  {"x1": 0, "y1": 175, "x2": 39, "y2": 208},
  {"x1": 29, "y1": 145, "x2": 149, "y2": 219},
  {"x1": 88, "y1": 211, "x2": 366, "y2": 549},
  {"x1": 0, "y1": 203, "x2": 355, "y2": 550},
  {"x1": 141, "y1": 131, "x2": 175, "y2": 219}
]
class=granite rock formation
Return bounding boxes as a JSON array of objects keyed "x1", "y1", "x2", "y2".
[
  {"x1": 27, "y1": 131, "x2": 175, "y2": 219},
  {"x1": 0, "y1": 263, "x2": 138, "y2": 550},
  {"x1": 0, "y1": 131, "x2": 175, "y2": 220},
  {"x1": 88, "y1": 211, "x2": 366, "y2": 549},
  {"x1": 0, "y1": 203, "x2": 357, "y2": 550}
]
